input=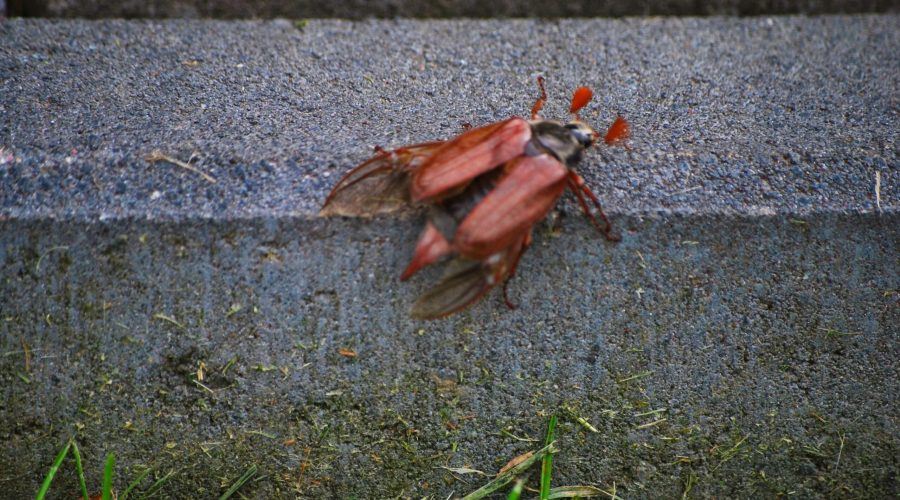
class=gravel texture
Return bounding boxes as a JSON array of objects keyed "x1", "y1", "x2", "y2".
[{"x1": 0, "y1": 16, "x2": 898, "y2": 498}]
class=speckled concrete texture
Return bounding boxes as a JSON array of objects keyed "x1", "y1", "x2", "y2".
[
  {"x1": 1, "y1": 17, "x2": 896, "y2": 221},
  {"x1": 0, "y1": 16, "x2": 898, "y2": 498}
]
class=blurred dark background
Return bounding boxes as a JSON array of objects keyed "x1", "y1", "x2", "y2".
[{"x1": 6, "y1": 0, "x2": 899, "y2": 18}]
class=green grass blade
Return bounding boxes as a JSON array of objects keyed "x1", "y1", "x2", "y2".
[
  {"x1": 138, "y1": 469, "x2": 176, "y2": 499},
  {"x1": 461, "y1": 441, "x2": 558, "y2": 500},
  {"x1": 540, "y1": 415, "x2": 558, "y2": 500},
  {"x1": 102, "y1": 452, "x2": 115, "y2": 500},
  {"x1": 219, "y1": 464, "x2": 257, "y2": 500},
  {"x1": 36, "y1": 439, "x2": 72, "y2": 500},
  {"x1": 507, "y1": 478, "x2": 526, "y2": 500},
  {"x1": 121, "y1": 467, "x2": 153, "y2": 500},
  {"x1": 70, "y1": 440, "x2": 89, "y2": 500}
]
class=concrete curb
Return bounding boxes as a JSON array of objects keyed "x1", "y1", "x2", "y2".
[{"x1": 1, "y1": 16, "x2": 897, "y2": 497}]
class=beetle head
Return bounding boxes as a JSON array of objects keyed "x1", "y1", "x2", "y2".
[{"x1": 564, "y1": 121, "x2": 598, "y2": 149}]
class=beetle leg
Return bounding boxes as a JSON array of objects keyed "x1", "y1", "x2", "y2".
[
  {"x1": 567, "y1": 172, "x2": 621, "y2": 242},
  {"x1": 530, "y1": 76, "x2": 547, "y2": 120},
  {"x1": 501, "y1": 282, "x2": 518, "y2": 310},
  {"x1": 500, "y1": 232, "x2": 531, "y2": 310}
]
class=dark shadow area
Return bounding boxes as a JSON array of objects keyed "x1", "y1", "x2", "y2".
[{"x1": 8, "y1": 0, "x2": 899, "y2": 18}]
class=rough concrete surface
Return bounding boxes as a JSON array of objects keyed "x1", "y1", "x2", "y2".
[
  {"x1": 1, "y1": 17, "x2": 897, "y2": 220},
  {"x1": 1, "y1": 16, "x2": 898, "y2": 498}
]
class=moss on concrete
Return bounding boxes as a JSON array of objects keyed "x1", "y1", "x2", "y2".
[{"x1": 1, "y1": 215, "x2": 896, "y2": 497}]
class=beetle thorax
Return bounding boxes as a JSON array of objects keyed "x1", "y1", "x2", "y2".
[{"x1": 528, "y1": 120, "x2": 596, "y2": 167}]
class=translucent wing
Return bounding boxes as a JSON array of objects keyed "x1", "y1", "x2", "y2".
[
  {"x1": 409, "y1": 235, "x2": 528, "y2": 320},
  {"x1": 410, "y1": 118, "x2": 532, "y2": 203},
  {"x1": 320, "y1": 141, "x2": 445, "y2": 217}
]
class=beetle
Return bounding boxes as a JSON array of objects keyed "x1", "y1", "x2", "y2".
[{"x1": 320, "y1": 77, "x2": 629, "y2": 319}]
